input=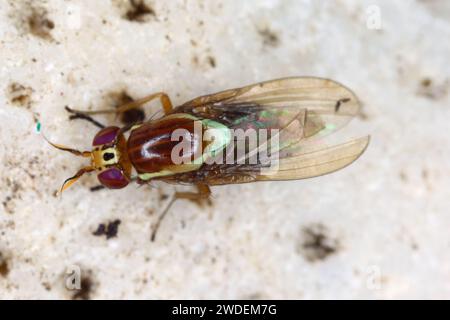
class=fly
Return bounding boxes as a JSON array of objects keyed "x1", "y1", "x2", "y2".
[{"x1": 44, "y1": 77, "x2": 370, "y2": 240}]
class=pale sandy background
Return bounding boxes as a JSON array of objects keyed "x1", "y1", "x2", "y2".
[{"x1": 0, "y1": 0, "x2": 449, "y2": 299}]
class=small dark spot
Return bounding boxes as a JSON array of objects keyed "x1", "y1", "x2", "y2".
[
  {"x1": 422, "y1": 168, "x2": 429, "y2": 181},
  {"x1": 258, "y1": 28, "x2": 280, "y2": 47},
  {"x1": 121, "y1": 107, "x2": 146, "y2": 125},
  {"x1": 421, "y1": 168, "x2": 433, "y2": 191},
  {"x1": 335, "y1": 98, "x2": 350, "y2": 112},
  {"x1": 207, "y1": 56, "x2": 216, "y2": 68},
  {"x1": 27, "y1": 6, "x2": 55, "y2": 41},
  {"x1": 159, "y1": 193, "x2": 169, "y2": 201},
  {"x1": 399, "y1": 170, "x2": 408, "y2": 182},
  {"x1": 417, "y1": 77, "x2": 448, "y2": 100},
  {"x1": 2, "y1": 196, "x2": 13, "y2": 215},
  {"x1": 72, "y1": 275, "x2": 93, "y2": 300},
  {"x1": 192, "y1": 55, "x2": 199, "y2": 66},
  {"x1": 124, "y1": 0, "x2": 155, "y2": 23},
  {"x1": 109, "y1": 90, "x2": 145, "y2": 125},
  {"x1": 0, "y1": 253, "x2": 10, "y2": 277},
  {"x1": 421, "y1": 78, "x2": 432, "y2": 88},
  {"x1": 42, "y1": 282, "x2": 52, "y2": 291},
  {"x1": 246, "y1": 292, "x2": 265, "y2": 300},
  {"x1": 93, "y1": 220, "x2": 121, "y2": 240},
  {"x1": 297, "y1": 224, "x2": 339, "y2": 262},
  {"x1": 7, "y1": 82, "x2": 33, "y2": 108},
  {"x1": 11, "y1": 180, "x2": 22, "y2": 194},
  {"x1": 90, "y1": 185, "x2": 105, "y2": 192}
]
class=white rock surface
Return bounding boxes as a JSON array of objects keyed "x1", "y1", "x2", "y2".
[{"x1": 0, "y1": 0, "x2": 449, "y2": 299}]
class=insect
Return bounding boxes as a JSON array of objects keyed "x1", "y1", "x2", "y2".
[{"x1": 46, "y1": 77, "x2": 369, "y2": 239}]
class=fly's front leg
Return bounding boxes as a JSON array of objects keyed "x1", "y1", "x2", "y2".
[
  {"x1": 68, "y1": 92, "x2": 174, "y2": 117},
  {"x1": 116, "y1": 92, "x2": 174, "y2": 116},
  {"x1": 65, "y1": 106, "x2": 106, "y2": 128}
]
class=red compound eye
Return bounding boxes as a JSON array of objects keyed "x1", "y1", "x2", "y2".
[
  {"x1": 97, "y1": 167, "x2": 129, "y2": 189},
  {"x1": 92, "y1": 126, "x2": 120, "y2": 146}
]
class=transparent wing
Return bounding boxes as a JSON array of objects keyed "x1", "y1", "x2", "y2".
[
  {"x1": 166, "y1": 77, "x2": 368, "y2": 185},
  {"x1": 255, "y1": 136, "x2": 370, "y2": 181},
  {"x1": 178, "y1": 77, "x2": 360, "y2": 140}
]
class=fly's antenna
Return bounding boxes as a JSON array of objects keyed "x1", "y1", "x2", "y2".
[
  {"x1": 59, "y1": 166, "x2": 95, "y2": 195},
  {"x1": 37, "y1": 121, "x2": 92, "y2": 158},
  {"x1": 37, "y1": 121, "x2": 93, "y2": 194},
  {"x1": 43, "y1": 136, "x2": 92, "y2": 158}
]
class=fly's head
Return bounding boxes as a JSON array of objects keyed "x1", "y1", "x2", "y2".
[
  {"x1": 91, "y1": 126, "x2": 132, "y2": 189},
  {"x1": 47, "y1": 126, "x2": 132, "y2": 193}
]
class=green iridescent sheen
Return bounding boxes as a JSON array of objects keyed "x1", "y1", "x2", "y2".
[
  {"x1": 320, "y1": 123, "x2": 337, "y2": 135},
  {"x1": 201, "y1": 118, "x2": 232, "y2": 159}
]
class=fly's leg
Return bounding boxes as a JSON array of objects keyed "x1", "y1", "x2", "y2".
[
  {"x1": 151, "y1": 184, "x2": 212, "y2": 242},
  {"x1": 173, "y1": 184, "x2": 212, "y2": 207},
  {"x1": 65, "y1": 106, "x2": 105, "y2": 128},
  {"x1": 68, "y1": 92, "x2": 174, "y2": 117},
  {"x1": 115, "y1": 92, "x2": 174, "y2": 116},
  {"x1": 90, "y1": 185, "x2": 105, "y2": 192}
]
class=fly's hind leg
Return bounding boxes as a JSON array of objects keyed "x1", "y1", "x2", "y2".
[
  {"x1": 151, "y1": 184, "x2": 212, "y2": 242},
  {"x1": 174, "y1": 184, "x2": 212, "y2": 207}
]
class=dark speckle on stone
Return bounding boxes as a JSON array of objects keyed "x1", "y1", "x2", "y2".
[
  {"x1": 399, "y1": 170, "x2": 408, "y2": 182},
  {"x1": 42, "y1": 282, "x2": 52, "y2": 291},
  {"x1": 159, "y1": 193, "x2": 169, "y2": 201},
  {"x1": 0, "y1": 252, "x2": 10, "y2": 277},
  {"x1": 207, "y1": 56, "x2": 216, "y2": 68},
  {"x1": 124, "y1": 0, "x2": 155, "y2": 23},
  {"x1": 93, "y1": 220, "x2": 121, "y2": 239},
  {"x1": 7, "y1": 82, "x2": 33, "y2": 109},
  {"x1": 421, "y1": 78, "x2": 432, "y2": 88},
  {"x1": 417, "y1": 77, "x2": 448, "y2": 100},
  {"x1": 258, "y1": 27, "x2": 280, "y2": 47},
  {"x1": 297, "y1": 223, "x2": 339, "y2": 262},
  {"x1": 72, "y1": 275, "x2": 94, "y2": 300},
  {"x1": 27, "y1": 6, "x2": 55, "y2": 41}
]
